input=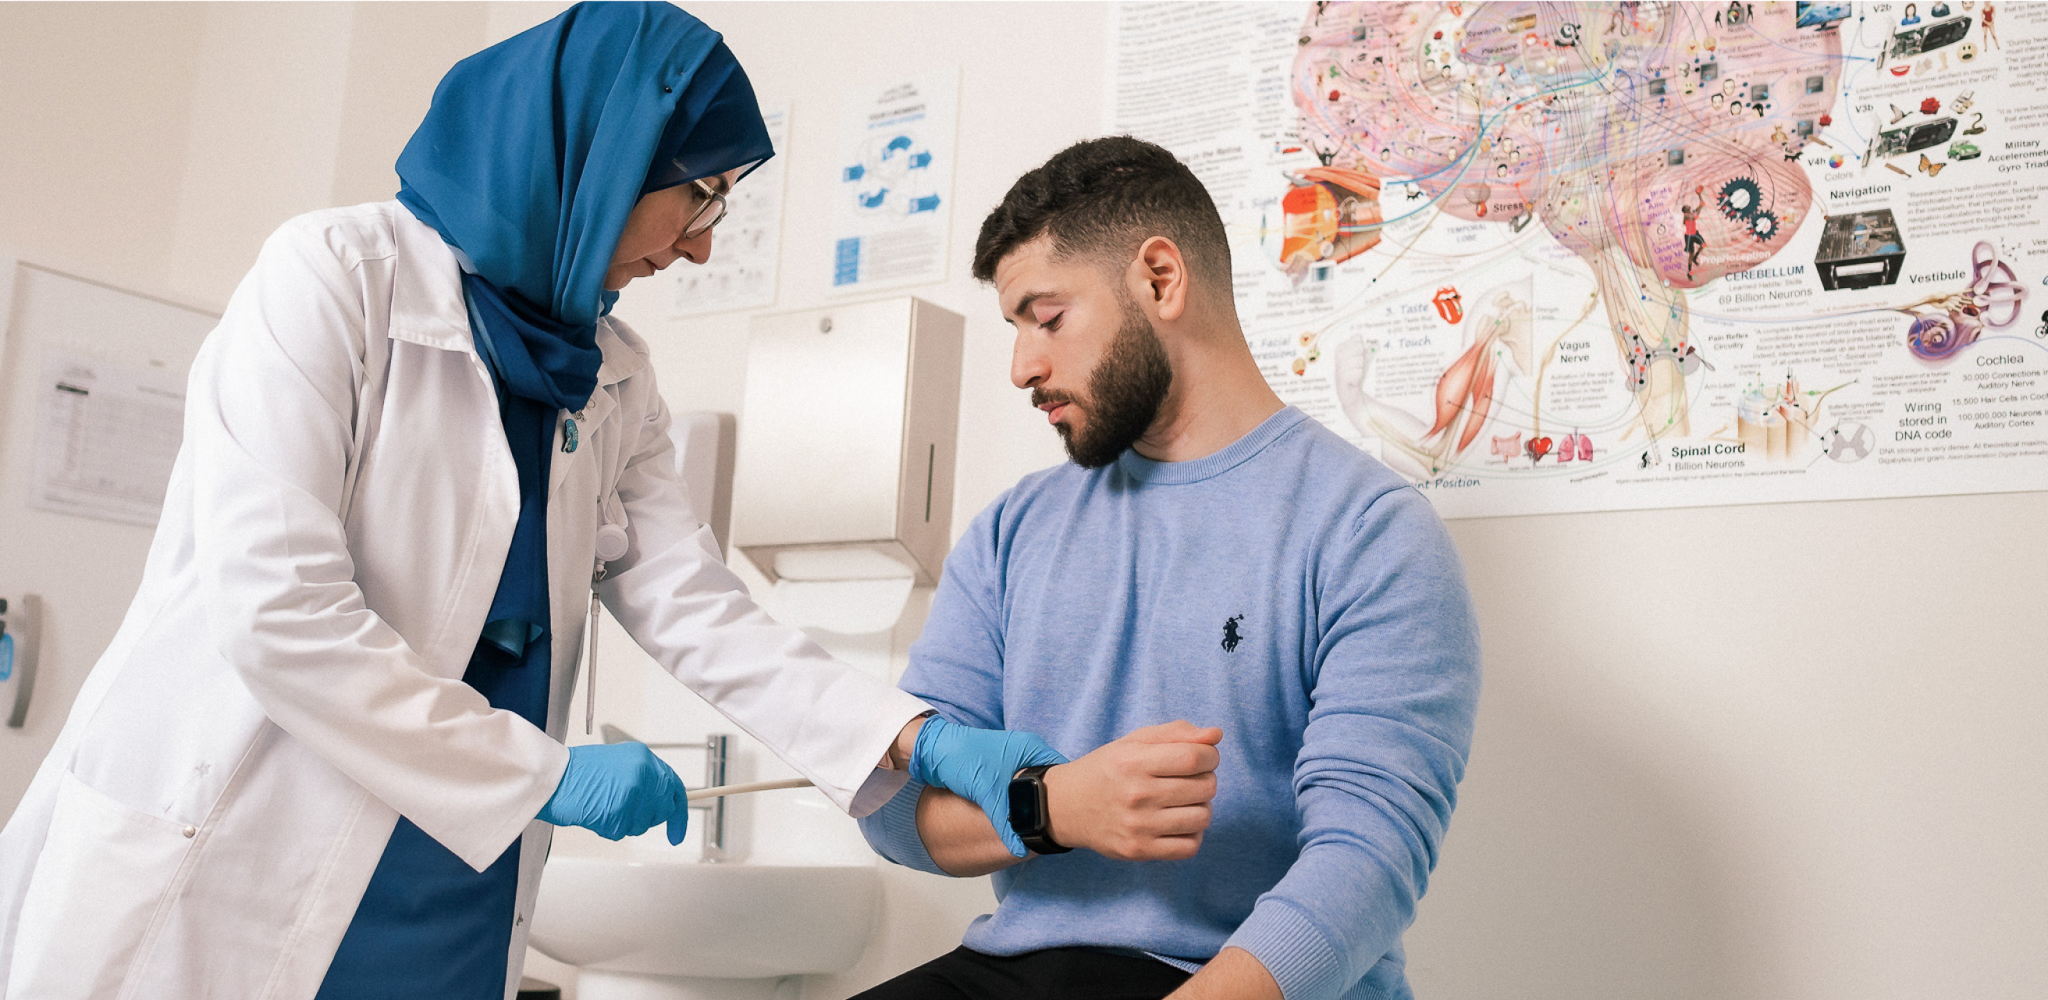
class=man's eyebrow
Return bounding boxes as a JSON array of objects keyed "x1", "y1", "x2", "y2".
[
  {"x1": 1004, "y1": 291, "x2": 1054, "y2": 324},
  {"x1": 708, "y1": 175, "x2": 733, "y2": 195}
]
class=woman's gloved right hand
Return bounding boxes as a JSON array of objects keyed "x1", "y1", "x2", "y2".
[{"x1": 537, "y1": 742, "x2": 690, "y2": 844}]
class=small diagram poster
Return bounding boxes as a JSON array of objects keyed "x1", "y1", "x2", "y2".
[
  {"x1": 32, "y1": 353, "x2": 186, "y2": 526},
  {"x1": 664, "y1": 101, "x2": 791, "y2": 319},
  {"x1": 1112, "y1": 1, "x2": 2048, "y2": 518},
  {"x1": 827, "y1": 72, "x2": 959, "y2": 293}
]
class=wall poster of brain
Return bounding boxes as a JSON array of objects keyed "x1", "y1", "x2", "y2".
[{"x1": 1109, "y1": 1, "x2": 2048, "y2": 517}]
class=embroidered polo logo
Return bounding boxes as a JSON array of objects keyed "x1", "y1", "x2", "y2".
[{"x1": 1221, "y1": 614, "x2": 1245, "y2": 653}]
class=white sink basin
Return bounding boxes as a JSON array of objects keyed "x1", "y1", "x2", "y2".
[{"x1": 529, "y1": 850, "x2": 879, "y2": 982}]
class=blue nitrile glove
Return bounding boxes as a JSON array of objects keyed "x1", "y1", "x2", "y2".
[
  {"x1": 538, "y1": 742, "x2": 691, "y2": 845},
  {"x1": 908, "y1": 715, "x2": 1069, "y2": 858}
]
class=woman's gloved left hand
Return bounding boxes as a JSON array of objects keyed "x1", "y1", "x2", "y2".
[
  {"x1": 908, "y1": 715, "x2": 1068, "y2": 857},
  {"x1": 538, "y1": 742, "x2": 690, "y2": 844}
]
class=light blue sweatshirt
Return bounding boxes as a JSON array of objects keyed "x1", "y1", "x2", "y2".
[{"x1": 859, "y1": 407, "x2": 1481, "y2": 1000}]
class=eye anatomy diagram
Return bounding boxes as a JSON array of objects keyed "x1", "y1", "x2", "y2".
[{"x1": 1115, "y1": 1, "x2": 2048, "y2": 516}]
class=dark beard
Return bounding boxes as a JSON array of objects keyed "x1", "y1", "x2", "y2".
[{"x1": 1039, "y1": 293, "x2": 1173, "y2": 469}]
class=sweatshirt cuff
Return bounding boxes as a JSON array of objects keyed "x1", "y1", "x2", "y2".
[
  {"x1": 1226, "y1": 899, "x2": 1351, "y2": 1000},
  {"x1": 848, "y1": 766, "x2": 912, "y2": 818},
  {"x1": 863, "y1": 777, "x2": 949, "y2": 875}
]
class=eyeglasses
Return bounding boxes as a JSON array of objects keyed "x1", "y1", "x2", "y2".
[{"x1": 682, "y1": 177, "x2": 729, "y2": 239}]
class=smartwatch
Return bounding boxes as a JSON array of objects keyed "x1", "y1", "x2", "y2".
[{"x1": 1006, "y1": 764, "x2": 1071, "y2": 855}]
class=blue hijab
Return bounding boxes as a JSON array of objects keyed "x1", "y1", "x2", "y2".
[{"x1": 394, "y1": 1, "x2": 773, "y2": 653}]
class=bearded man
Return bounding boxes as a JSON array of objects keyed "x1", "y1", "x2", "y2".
[{"x1": 855, "y1": 136, "x2": 1482, "y2": 1000}]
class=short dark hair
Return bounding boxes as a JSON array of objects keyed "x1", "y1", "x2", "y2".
[{"x1": 972, "y1": 136, "x2": 1232, "y2": 295}]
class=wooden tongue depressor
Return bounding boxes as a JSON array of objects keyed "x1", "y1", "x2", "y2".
[{"x1": 690, "y1": 777, "x2": 814, "y2": 800}]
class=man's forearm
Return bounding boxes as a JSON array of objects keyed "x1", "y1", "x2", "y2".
[
  {"x1": 915, "y1": 785, "x2": 1025, "y2": 876},
  {"x1": 1166, "y1": 947, "x2": 1282, "y2": 1000}
]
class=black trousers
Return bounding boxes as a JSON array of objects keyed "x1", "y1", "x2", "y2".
[{"x1": 849, "y1": 946, "x2": 1194, "y2": 1000}]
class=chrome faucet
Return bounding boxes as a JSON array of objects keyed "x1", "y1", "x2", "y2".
[
  {"x1": 597, "y1": 725, "x2": 733, "y2": 862},
  {"x1": 695, "y1": 733, "x2": 730, "y2": 863}
]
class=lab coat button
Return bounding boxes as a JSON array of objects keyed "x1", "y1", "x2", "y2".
[
  {"x1": 515, "y1": 913, "x2": 525, "y2": 926},
  {"x1": 181, "y1": 825, "x2": 197, "y2": 838}
]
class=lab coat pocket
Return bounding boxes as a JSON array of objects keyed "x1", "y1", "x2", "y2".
[{"x1": 6, "y1": 771, "x2": 196, "y2": 999}]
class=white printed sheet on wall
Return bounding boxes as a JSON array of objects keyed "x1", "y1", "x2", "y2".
[
  {"x1": 1110, "y1": 1, "x2": 2048, "y2": 517},
  {"x1": 662, "y1": 101, "x2": 792, "y2": 319},
  {"x1": 31, "y1": 354, "x2": 184, "y2": 526},
  {"x1": 827, "y1": 72, "x2": 959, "y2": 294}
]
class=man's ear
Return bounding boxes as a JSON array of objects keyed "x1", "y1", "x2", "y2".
[{"x1": 1129, "y1": 236, "x2": 1190, "y2": 323}]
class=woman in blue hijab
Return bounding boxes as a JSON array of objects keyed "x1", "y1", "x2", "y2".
[
  {"x1": 312, "y1": 4, "x2": 1067, "y2": 997},
  {"x1": 0, "y1": 5, "x2": 1062, "y2": 999}
]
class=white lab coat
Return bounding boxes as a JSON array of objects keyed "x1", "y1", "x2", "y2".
[{"x1": 0, "y1": 202, "x2": 928, "y2": 1000}]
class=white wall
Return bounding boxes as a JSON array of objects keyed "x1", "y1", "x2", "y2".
[
  {"x1": 2, "y1": 4, "x2": 2044, "y2": 1000},
  {"x1": 0, "y1": 2, "x2": 204, "y2": 297},
  {"x1": 1415, "y1": 494, "x2": 2047, "y2": 999}
]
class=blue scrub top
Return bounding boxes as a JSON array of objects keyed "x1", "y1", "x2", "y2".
[
  {"x1": 315, "y1": 316, "x2": 559, "y2": 1000},
  {"x1": 313, "y1": 631, "x2": 553, "y2": 999}
]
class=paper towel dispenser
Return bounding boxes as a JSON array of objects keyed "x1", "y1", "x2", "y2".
[{"x1": 732, "y1": 297, "x2": 964, "y2": 587}]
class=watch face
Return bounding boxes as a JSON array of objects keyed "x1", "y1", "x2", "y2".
[{"x1": 1008, "y1": 776, "x2": 1046, "y2": 833}]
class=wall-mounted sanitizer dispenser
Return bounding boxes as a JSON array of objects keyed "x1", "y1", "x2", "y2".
[
  {"x1": 732, "y1": 297, "x2": 963, "y2": 632},
  {"x1": 0, "y1": 594, "x2": 40, "y2": 728},
  {"x1": 670, "y1": 411, "x2": 736, "y2": 559}
]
